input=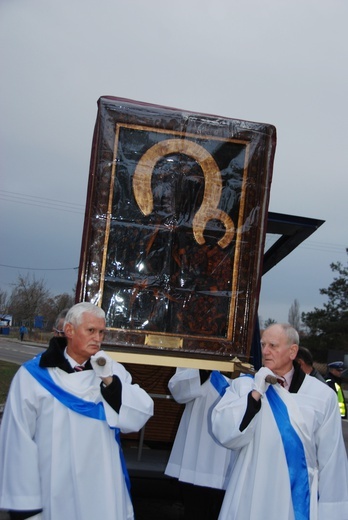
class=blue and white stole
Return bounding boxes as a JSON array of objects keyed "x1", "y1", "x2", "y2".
[
  {"x1": 23, "y1": 354, "x2": 131, "y2": 494},
  {"x1": 210, "y1": 370, "x2": 230, "y2": 397},
  {"x1": 266, "y1": 385, "x2": 310, "y2": 520}
]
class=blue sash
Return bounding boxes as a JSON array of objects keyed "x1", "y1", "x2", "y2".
[
  {"x1": 210, "y1": 370, "x2": 229, "y2": 396},
  {"x1": 266, "y1": 385, "x2": 310, "y2": 520},
  {"x1": 24, "y1": 354, "x2": 131, "y2": 494}
]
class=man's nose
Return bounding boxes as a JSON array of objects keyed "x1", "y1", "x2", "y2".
[
  {"x1": 93, "y1": 331, "x2": 104, "y2": 342},
  {"x1": 262, "y1": 344, "x2": 270, "y2": 354}
]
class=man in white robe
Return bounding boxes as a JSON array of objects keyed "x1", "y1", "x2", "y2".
[
  {"x1": 165, "y1": 368, "x2": 235, "y2": 519},
  {"x1": 211, "y1": 323, "x2": 348, "y2": 520},
  {"x1": 0, "y1": 302, "x2": 154, "y2": 520}
]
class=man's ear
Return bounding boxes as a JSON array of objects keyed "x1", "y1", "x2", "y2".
[
  {"x1": 64, "y1": 323, "x2": 74, "y2": 339},
  {"x1": 289, "y1": 344, "x2": 299, "y2": 361}
]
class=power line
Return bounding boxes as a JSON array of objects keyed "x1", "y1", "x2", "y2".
[
  {"x1": 0, "y1": 264, "x2": 78, "y2": 271},
  {"x1": 0, "y1": 190, "x2": 85, "y2": 215},
  {"x1": 265, "y1": 236, "x2": 346, "y2": 255},
  {"x1": 292, "y1": 241, "x2": 346, "y2": 254},
  {"x1": 1, "y1": 192, "x2": 346, "y2": 256},
  {"x1": 0, "y1": 190, "x2": 85, "y2": 208},
  {"x1": 0, "y1": 196, "x2": 84, "y2": 215}
]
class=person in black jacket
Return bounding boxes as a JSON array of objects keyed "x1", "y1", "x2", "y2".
[{"x1": 295, "y1": 346, "x2": 326, "y2": 383}]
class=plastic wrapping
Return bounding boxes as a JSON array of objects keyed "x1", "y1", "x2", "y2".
[{"x1": 77, "y1": 97, "x2": 276, "y2": 361}]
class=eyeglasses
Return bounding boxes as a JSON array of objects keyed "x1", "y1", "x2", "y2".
[{"x1": 53, "y1": 328, "x2": 65, "y2": 336}]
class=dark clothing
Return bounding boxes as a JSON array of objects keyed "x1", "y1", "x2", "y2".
[
  {"x1": 180, "y1": 481, "x2": 225, "y2": 520},
  {"x1": 10, "y1": 511, "x2": 42, "y2": 520},
  {"x1": 19, "y1": 326, "x2": 27, "y2": 341},
  {"x1": 310, "y1": 367, "x2": 326, "y2": 384},
  {"x1": 326, "y1": 371, "x2": 343, "y2": 391}
]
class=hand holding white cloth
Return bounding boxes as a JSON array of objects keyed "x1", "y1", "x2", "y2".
[
  {"x1": 252, "y1": 367, "x2": 276, "y2": 396},
  {"x1": 90, "y1": 350, "x2": 113, "y2": 378}
]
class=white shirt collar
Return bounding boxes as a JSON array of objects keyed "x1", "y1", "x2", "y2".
[
  {"x1": 277, "y1": 366, "x2": 294, "y2": 390},
  {"x1": 64, "y1": 347, "x2": 87, "y2": 369}
]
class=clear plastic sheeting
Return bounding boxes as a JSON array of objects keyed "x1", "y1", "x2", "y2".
[{"x1": 77, "y1": 97, "x2": 276, "y2": 360}]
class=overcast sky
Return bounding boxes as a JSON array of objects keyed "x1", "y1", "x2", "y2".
[{"x1": 1, "y1": 0, "x2": 347, "y2": 326}]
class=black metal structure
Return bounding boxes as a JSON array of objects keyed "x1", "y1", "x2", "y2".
[{"x1": 263, "y1": 212, "x2": 325, "y2": 275}]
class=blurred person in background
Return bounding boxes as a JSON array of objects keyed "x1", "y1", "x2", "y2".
[
  {"x1": 326, "y1": 361, "x2": 347, "y2": 419},
  {"x1": 52, "y1": 308, "x2": 70, "y2": 337},
  {"x1": 295, "y1": 346, "x2": 326, "y2": 383},
  {"x1": 19, "y1": 324, "x2": 28, "y2": 341}
]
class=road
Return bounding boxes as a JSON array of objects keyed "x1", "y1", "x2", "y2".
[{"x1": 0, "y1": 336, "x2": 45, "y2": 366}]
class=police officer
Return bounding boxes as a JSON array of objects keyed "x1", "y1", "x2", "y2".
[{"x1": 326, "y1": 361, "x2": 347, "y2": 419}]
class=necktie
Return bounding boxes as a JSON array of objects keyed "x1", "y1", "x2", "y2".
[
  {"x1": 277, "y1": 377, "x2": 285, "y2": 387},
  {"x1": 74, "y1": 365, "x2": 85, "y2": 372}
]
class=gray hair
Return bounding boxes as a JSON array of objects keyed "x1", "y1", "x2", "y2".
[
  {"x1": 264, "y1": 323, "x2": 299, "y2": 346},
  {"x1": 54, "y1": 308, "x2": 70, "y2": 329},
  {"x1": 64, "y1": 302, "x2": 105, "y2": 328}
]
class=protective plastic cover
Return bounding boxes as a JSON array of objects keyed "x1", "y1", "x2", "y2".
[{"x1": 77, "y1": 97, "x2": 276, "y2": 361}]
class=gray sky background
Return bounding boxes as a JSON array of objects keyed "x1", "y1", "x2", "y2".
[{"x1": 1, "y1": 0, "x2": 347, "y2": 326}]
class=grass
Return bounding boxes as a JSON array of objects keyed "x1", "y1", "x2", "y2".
[{"x1": 0, "y1": 360, "x2": 19, "y2": 403}]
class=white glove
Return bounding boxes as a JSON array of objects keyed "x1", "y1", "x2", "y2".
[
  {"x1": 252, "y1": 367, "x2": 276, "y2": 396},
  {"x1": 90, "y1": 350, "x2": 113, "y2": 378},
  {"x1": 29, "y1": 514, "x2": 43, "y2": 520}
]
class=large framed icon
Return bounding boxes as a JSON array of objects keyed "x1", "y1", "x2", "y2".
[{"x1": 76, "y1": 96, "x2": 276, "y2": 365}]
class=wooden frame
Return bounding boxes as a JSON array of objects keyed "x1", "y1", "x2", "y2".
[{"x1": 76, "y1": 97, "x2": 276, "y2": 365}]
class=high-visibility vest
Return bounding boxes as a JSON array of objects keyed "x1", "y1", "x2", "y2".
[
  {"x1": 335, "y1": 382, "x2": 347, "y2": 418},
  {"x1": 327, "y1": 378, "x2": 347, "y2": 418}
]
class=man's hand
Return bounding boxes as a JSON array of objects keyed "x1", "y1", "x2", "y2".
[
  {"x1": 91, "y1": 350, "x2": 113, "y2": 380},
  {"x1": 252, "y1": 367, "x2": 276, "y2": 398}
]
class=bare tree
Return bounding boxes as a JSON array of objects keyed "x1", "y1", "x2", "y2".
[
  {"x1": 8, "y1": 274, "x2": 51, "y2": 330},
  {"x1": 0, "y1": 289, "x2": 9, "y2": 313},
  {"x1": 0, "y1": 289, "x2": 10, "y2": 328},
  {"x1": 41, "y1": 293, "x2": 75, "y2": 330},
  {"x1": 288, "y1": 299, "x2": 301, "y2": 331}
]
